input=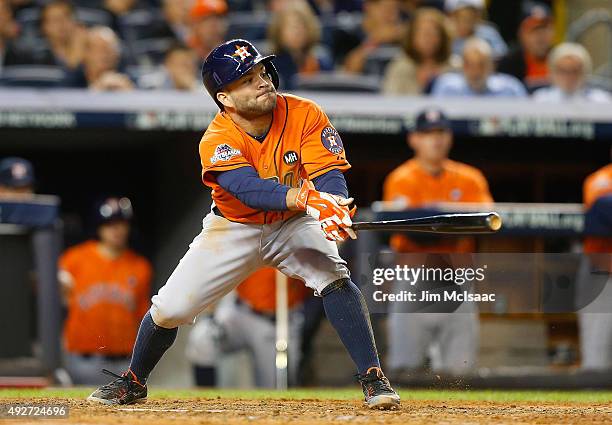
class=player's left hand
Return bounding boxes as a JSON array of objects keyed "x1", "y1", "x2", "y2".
[
  {"x1": 294, "y1": 181, "x2": 357, "y2": 241},
  {"x1": 320, "y1": 203, "x2": 357, "y2": 242}
]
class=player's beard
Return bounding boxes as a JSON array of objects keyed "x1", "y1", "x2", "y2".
[{"x1": 236, "y1": 90, "x2": 277, "y2": 118}]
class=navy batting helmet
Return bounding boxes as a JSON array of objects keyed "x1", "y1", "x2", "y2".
[
  {"x1": 0, "y1": 157, "x2": 35, "y2": 188},
  {"x1": 95, "y1": 197, "x2": 133, "y2": 227},
  {"x1": 201, "y1": 39, "x2": 279, "y2": 109}
]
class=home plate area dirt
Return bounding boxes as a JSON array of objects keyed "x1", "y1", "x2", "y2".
[{"x1": 1, "y1": 397, "x2": 611, "y2": 425}]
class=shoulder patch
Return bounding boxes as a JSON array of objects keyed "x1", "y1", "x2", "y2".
[
  {"x1": 321, "y1": 126, "x2": 344, "y2": 155},
  {"x1": 593, "y1": 175, "x2": 612, "y2": 190},
  {"x1": 210, "y1": 144, "x2": 241, "y2": 164},
  {"x1": 450, "y1": 188, "x2": 462, "y2": 201}
]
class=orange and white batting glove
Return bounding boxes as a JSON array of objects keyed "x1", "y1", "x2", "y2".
[{"x1": 295, "y1": 180, "x2": 357, "y2": 241}]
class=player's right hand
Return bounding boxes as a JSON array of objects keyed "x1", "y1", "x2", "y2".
[{"x1": 295, "y1": 180, "x2": 357, "y2": 241}]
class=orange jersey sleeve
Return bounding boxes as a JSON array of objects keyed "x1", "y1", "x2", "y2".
[
  {"x1": 453, "y1": 163, "x2": 493, "y2": 204},
  {"x1": 298, "y1": 98, "x2": 351, "y2": 179},
  {"x1": 200, "y1": 116, "x2": 251, "y2": 182},
  {"x1": 58, "y1": 245, "x2": 80, "y2": 285},
  {"x1": 199, "y1": 112, "x2": 268, "y2": 223},
  {"x1": 584, "y1": 164, "x2": 612, "y2": 208},
  {"x1": 236, "y1": 267, "x2": 311, "y2": 313},
  {"x1": 584, "y1": 164, "x2": 612, "y2": 254}
]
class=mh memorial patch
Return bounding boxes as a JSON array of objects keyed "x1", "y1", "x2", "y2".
[{"x1": 283, "y1": 151, "x2": 299, "y2": 165}]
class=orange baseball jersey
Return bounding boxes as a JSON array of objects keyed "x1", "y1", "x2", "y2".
[
  {"x1": 236, "y1": 267, "x2": 311, "y2": 314},
  {"x1": 524, "y1": 53, "x2": 550, "y2": 87},
  {"x1": 583, "y1": 163, "x2": 612, "y2": 253},
  {"x1": 383, "y1": 159, "x2": 493, "y2": 253},
  {"x1": 200, "y1": 93, "x2": 351, "y2": 224},
  {"x1": 59, "y1": 241, "x2": 152, "y2": 355}
]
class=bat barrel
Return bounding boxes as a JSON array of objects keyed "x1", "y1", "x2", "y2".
[
  {"x1": 352, "y1": 212, "x2": 502, "y2": 234},
  {"x1": 486, "y1": 212, "x2": 502, "y2": 231}
]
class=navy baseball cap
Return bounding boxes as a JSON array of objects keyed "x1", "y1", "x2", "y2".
[
  {"x1": 0, "y1": 157, "x2": 35, "y2": 188},
  {"x1": 414, "y1": 108, "x2": 451, "y2": 132},
  {"x1": 94, "y1": 197, "x2": 134, "y2": 226},
  {"x1": 521, "y1": 1, "x2": 553, "y2": 31}
]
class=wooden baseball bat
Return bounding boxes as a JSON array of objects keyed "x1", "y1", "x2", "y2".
[{"x1": 352, "y1": 212, "x2": 502, "y2": 234}]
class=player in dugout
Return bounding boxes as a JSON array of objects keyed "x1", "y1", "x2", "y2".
[
  {"x1": 186, "y1": 267, "x2": 310, "y2": 388},
  {"x1": 382, "y1": 108, "x2": 493, "y2": 376},
  {"x1": 87, "y1": 39, "x2": 400, "y2": 410},
  {"x1": 0, "y1": 157, "x2": 35, "y2": 197},
  {"x1": 58, "y1": 197, "x2": 152, "y2": 385}
]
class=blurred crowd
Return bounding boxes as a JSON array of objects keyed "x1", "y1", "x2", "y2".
[{"x1": 0, "y1": 0, "x2": 610, "y2": 102}]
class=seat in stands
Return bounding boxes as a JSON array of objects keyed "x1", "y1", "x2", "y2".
[
  {"x1": 128, "y1": 37, "x2": 176, "y2": 67},
  {"x1": 295, "y1": 72, "x2": 380, "y2": 93},
  {"x1": 0, "y1": 66, "x2": 67, "y2": 87}
]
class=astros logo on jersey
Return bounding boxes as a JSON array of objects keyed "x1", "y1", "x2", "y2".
[
  {"x1": 321, "y1": 127, "x2": 344, "y2": 155},
  {"x1": 593, "y1": 175, "x2": 611, "y2": 190},
  {"x1": 233, "y1": 45, "x2": 252, "y2": 61},
  {"x1": 450, "y1": 188, "x2": 462, "y2": 201}
]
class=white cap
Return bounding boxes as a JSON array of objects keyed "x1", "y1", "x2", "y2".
[{"x1": 445, "y1": 0, "x2": 485, "y2": 12}]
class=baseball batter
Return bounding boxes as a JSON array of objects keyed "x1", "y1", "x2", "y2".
[{"x1": 87, "y1": 39, "x2": 400, "y2": 410}]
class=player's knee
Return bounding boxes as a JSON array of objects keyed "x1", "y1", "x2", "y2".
[
  {"x1": 150, "y1": 302, "x2": 195, "y2": 328},
  {"x1": 320, "y1": 278, "x2": 351, "y2": 297}
]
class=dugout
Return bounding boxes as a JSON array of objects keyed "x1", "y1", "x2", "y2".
[{"x1": 0, "y1": 197, "x2": 62, "y2": 384}]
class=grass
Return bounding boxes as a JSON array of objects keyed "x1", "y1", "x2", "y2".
[{"x1": 0, "y1": 388, "x2": 611, "y2": 403}]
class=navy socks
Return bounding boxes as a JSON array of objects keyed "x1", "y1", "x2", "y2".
[
  {"x1": 321, "y1": 279, "x2": 380, "y2": 374},
  {"x1": 128, "y1": 310, "x2": 178, "y2": 383},
  {"x1": 126, "y1": 281, "x2": 378, "y2": 383}
]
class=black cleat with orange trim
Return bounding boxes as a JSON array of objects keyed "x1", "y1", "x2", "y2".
[
  {"x1": 87, "y1": 369, "x2": 147, "y2": 405},
  {"x1": 356, "y1": 367, "x2": 401, "y2": 410}
]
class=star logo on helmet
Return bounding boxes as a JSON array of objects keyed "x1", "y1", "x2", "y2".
[
  {"x1": 232, "y1": 45, "x2": 252, "y2": 61},
  {"x1": 11, "y1": 163, "x2": 27, "y2": 179},
  {"x1": 532, "y1": 6, "x2": 547, "y2": 19},
  {"x1": 426, "y1": 110, "x2": 440, "y2": 122}
]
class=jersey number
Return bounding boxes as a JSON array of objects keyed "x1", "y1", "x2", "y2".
[{"x1": 266, "y1": 172, "x2": 295, "y2": 187}]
